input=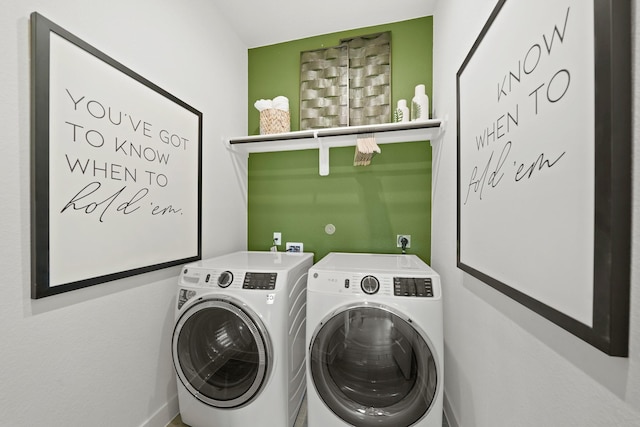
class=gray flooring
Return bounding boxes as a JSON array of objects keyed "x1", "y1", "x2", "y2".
[{"x1": 168, "y1": 397, "x2": 449, "y2": 427}]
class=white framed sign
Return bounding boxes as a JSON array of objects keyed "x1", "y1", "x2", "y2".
[
  {"x1": 456, "y1": 0, "x2": 630, "y2": 356},
  {"x1": 31, "y1": 12, "x2": 202, "y2": 298}
]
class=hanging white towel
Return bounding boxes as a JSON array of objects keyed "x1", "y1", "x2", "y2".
[{"x1": 354, "y1": 134, "x2": 380, "y2": 166}]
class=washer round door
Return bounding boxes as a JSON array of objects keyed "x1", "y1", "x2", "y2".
[
  {"x1": 172, "y1": 297, "x2": 272, "y2": 408},
  {"x1": 309, "y1": 303, "x2": 438, "y2": 426}
]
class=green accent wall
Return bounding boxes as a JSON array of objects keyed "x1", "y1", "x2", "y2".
[{"x1": 247, "y1": 17, "x2": 433, "y2": 263}]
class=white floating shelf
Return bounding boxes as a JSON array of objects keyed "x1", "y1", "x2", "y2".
[{"x1": 226, "y1": 119, "x2": 445, "y2": 176}]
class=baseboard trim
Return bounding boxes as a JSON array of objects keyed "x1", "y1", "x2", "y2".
[
  {"x1": 444, "y1": 392, "x2": 459, "y2": 427},
  {"x1": 140, "y1": 394, "x2": 179, "y2": 427}
]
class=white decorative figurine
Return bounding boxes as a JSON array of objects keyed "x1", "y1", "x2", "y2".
[
  {"x1": 394, "y1": 99, "x2": 410, "y2": 123},
  {"x1": 411, "y1": 84, "x2": 430, "y2": 121}
]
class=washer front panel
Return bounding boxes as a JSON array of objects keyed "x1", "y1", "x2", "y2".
[
  {"x1": 309, "y1": 303, "x2": 438, "y2": 426},
  {"x1": 172, "y1": 298, "x2": 272, "y2": 408}
]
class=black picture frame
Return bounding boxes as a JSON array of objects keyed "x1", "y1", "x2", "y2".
[
  {"x1": 31, "y1": 12, "x2": 203, "y2": 298},
  {"x1": 456, "y1": 0, "x2": 630, "y2": 356}
]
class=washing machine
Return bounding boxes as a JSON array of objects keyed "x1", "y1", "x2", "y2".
[
  {"x1": 172, "y1": 251, "x2": 313, "y2": 427},
  {"x1": 306, "y1": 252, "x2": 443, "y2": 427}
]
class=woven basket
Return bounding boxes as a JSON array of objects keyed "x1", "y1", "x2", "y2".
[{"x1": 260, "y1": 109, "x2": 290, "y2": 134}]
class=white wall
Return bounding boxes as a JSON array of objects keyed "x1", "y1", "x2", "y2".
[
  {"x1": 432, "y1": 1, "x2": 640, "y2": 426},
  {"x1": 0, "y1": 1, "x2": 248, "y2": 426}
]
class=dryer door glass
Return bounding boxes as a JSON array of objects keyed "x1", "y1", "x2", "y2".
[
  {"x1": 172, "y1": 299, "x2": 271, "y2": 408},
  {"x1": 310, "y1": 306, "x2": 437, "y2": 426}
]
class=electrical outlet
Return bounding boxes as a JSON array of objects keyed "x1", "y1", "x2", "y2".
[
  {"x1": 286, "y1": 242, "x2": 304, "y2": 253},
  {"x1": 396, "y1": 234, "x2": 411, "y2": 248},
  {"x1": 273, "y1": 232, "x2": 281, "y2": 245}
]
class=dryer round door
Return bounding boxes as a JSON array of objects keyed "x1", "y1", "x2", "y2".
[
  {"x1": 309, "y1": 303, "x2": 438, "y2": 426},
  {"x1": 172, "y1": 297, "x2": 272, "y2": 408}
]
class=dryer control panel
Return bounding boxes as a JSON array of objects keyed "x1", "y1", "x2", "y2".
[{"x1": 310, "y1": 271, "x2": 440, "y2": 299}]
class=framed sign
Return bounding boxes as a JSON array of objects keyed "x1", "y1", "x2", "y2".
[
  {"x1": 456, "y1": 0, "x2": 630, "y2": 355},
  {"x1": 31, "y1": 12, "x2": 202, "y2": 298}
]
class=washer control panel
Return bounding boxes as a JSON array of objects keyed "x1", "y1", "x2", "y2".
[
  {"x1": 393, "y1": 277, "x2": 433, "y2": 297},
  {"x1": 181, "y1": 268, "x2": 279, "y2": 291},
  {"x1": 243, "y1": 272, "x2": 277, "y2": 290}
]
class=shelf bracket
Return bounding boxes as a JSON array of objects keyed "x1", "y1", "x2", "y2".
[
  {"x1": 223, "y1": 136, "x2": 247, "y2": 159},
  {"x1": 317, "y1": 133, "x2": 329, "y2": 176},
  {"x1": 429, "y1": 115, "x2": 448, "y2": 146}
]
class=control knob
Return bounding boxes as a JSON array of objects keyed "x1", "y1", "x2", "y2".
[
  {"x1": 218, "y1": 271, "x2": 233, "y2": 288},
  {"x1": 361, "y1": 275, "x2": 380, "y2": 295}
]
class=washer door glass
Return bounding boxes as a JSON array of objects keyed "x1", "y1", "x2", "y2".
[
  {"x1": 310, "y1": 305, "x2": 437, "y2": 426},
  {"x1": 172, "y1": 298, "x2": 271, "y2": 408}
]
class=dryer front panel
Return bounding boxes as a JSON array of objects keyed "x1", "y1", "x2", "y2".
[
  {"x1": 309, "y1": 304, "x2": 438, "y2": 426},
  {"x1": 172, "y1": 298, "x2": 272, "y2": 409}
]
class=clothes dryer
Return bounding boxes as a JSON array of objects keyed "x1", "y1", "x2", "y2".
[
  {"x1": 172, "y1": 251, "x2": 313, "y2": 427},
  {"x1": 306, "y1": 252, "x2": 443, "y2": 427}
]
